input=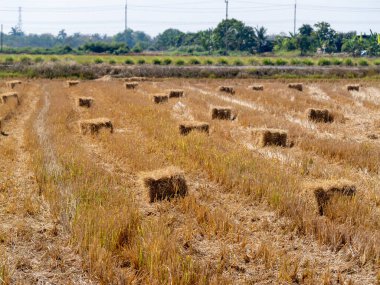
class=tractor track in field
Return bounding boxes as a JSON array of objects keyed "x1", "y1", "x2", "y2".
[
  {"x1": 68, "y1": 80, "x2": 378, "y2": 284},
  {"x1": 0, "y1": 81, "x2": 94, "y2": 284}
]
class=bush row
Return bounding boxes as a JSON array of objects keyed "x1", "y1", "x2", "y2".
[{"x1": 0, "y1": 56, "x2": 376, "y2": 67}]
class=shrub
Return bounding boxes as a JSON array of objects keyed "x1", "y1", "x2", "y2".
[
  {"x1": 153, "y1": 58, "x2": 162, "y2": 65},
  {"x1": 94, "y1": 58, "x2": 104, "y2": 64},
  {"x1": 175, "y1": 59, "x2": 185, "y2": 66},
  {"x1": 332, "y1": 58, "x2": 343, "y2": 65},
  {"x1": 345, "y1": 58, "x2": 354, "y2": 66},
  {"x1": 109, "y1": 59, "x2": 116, "y2": 65},
  {"x1": 262, "y1": 58, "x2": 274, "y2": 66},
  {"x1": 249, "y1": 58, "x2": 260, "y2": 65},
  {"x1": 204, "y1": 59, "x2": 214, "y2": 65},
  {"x1": 275, "y1": 58, "x2": 288, "y2": 66},
  {"x1": 124, "y1": 58, "x2": 134, "y2": 65},
  {"x1": 189, "y1": 58, "x2": 201, "y2": 65},
  {"x1": 318, "y1": 58, "x2": 331, "y2": 66},
  {"x1": 34, "y1": 57, "x2": 44, "y2": 63},
  {"x1": 4, "y1": 57, "x2": 14, "y2": 64},
  {"x1": 218, "y1": 58, "x2": 229, "y2": 65},
  {"x1": 358, "y1": 59, "x2": 369, "y2": 66},
  {"x1": 50, "y1": 57, "x2": 59, "y2": 62},
  {"x1": 20, "y1": 56, "x2": 32, "y2": 65},
  {"x1": 374, "y1": 60, "x2": 380, "y2": 66},
  {"x1": 290, "y1": 59, "x2": 302, "y2": 65},
  {"x1": 163, "y1": 58, "x2": 172, "y2": 65},
  {"x1": 137, "y1": 59, "x2": 146, "y2": 65},
  {"x1": 302, "y1": 59, "x2": 314, "y2": 66},
  {"x1": 233, "y1": 59, "x2": 244, "y2": 66}
]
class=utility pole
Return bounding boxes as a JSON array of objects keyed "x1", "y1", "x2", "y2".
[
  {"x1": 18, "y1": 7, "x2": 22, "y2": 31},
  {"x1": 125, "y1": 0, "x2": 128, "y2": 45},
  {"x1": 293, "y1": 0, "x2": 297, "y2": 35},
  {"x1": 225, "y1": 0, "x2": 229, "y2": 20},
  {"x1": 1, "y1": 24, "x2": 3, "y2": 53},
  {"x1": 225, "y1": 0, "x2": 229, "y2": 55}
]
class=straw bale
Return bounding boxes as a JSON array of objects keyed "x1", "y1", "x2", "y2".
[
  {"x1": 288, "y1": 83, "x2": 303, "y2": 91},
  {"x1": 78, "y1": 97, "x2": 94, "y2": 108},
  {"x1": 304, "y1": 180, "x2": 356, "y2": 216},
  {"x1": 219, "y1": 86, "x2": 235, "y2": 95},
  {"x1": 179, "y1": 121, "x2": 209, "y2": 136},
  {"x1": 152, "y1": 94, "x2": 169, "y2": 104},
  {"x1": 306, "y1": 108, "x2": 334, "y2": 123},
  {"x1": 169, "y1": 90, "x2": 184, "y2": 98},
  {"x1": 141, "y1": 166, "x2": 188, "y2": 203},
  {"x1": 1, "y1": 92, "x2": 19, "y2": 105},
  {"x1": 79, "y1": 118, "x2": 113, "y2": 135},
  {"x1": 251, "y1": 128, "x2": 287, "y2": 147},
  {"x1": 210, "y1": 106, "x2": 233, "y2": 120}
]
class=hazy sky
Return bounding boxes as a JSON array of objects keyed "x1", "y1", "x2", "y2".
[{"x1": 1, "y1": 0, "x2": 379, "y2": 37}]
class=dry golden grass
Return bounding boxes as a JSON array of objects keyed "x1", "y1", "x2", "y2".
[{"x1": 2, "y1": 78, "x2": 377, "y2": 284}]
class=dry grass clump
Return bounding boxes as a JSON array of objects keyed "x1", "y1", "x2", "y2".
[
  {"x1": 179, "y1": 121, "x2": 209, "y2": 136},
  {"x1": 1, "y1": 92, "x2": 19, "y2": 105},
  {"x1": 218, "y1": 86, "x2": 235, "y2": 95},
  {"x1": 168, "y1": 89, "x2": 184, "y2": 98},
  {"x1": 306, "y1": 108, "x2": 334, "y2": 123},
  {"x1": 347, "y1": 84, "x2": 360, "y2": 91},
  {"x1": 6, "y1": 80, "x2": 22, "y2": 89},
  {"x1": 304, "y1": 180, "x2": 356, "y2": 215},
  {"x1": 249, "y1": 85, "x2": 264, "y2": 91},
  {"x1": 125, "y1": 77, "x2": 147, "y2": 82},
  {"x1": 152, "y1": 94, "x2": 169, "y2": 104},
  {"x1": 288, "y1": 83, "x2": 303, "y2": 91},
  {"x1": 210, "y1": 106, "x2": 234, "y2": 120},
  {"x1": 67, "y1": 80, "x2": 80, "y2": 87},
  {"x1": 79, "y1": 118, "x2": 113, "y2": 135},
  {"x1": 251, "y1": 128, "x2": 288, "y2": 147},
  {"x1": 125, "y1": 82, "x2": 139, "y2": 90},
  {"x1": 140, "y1": 166, "x2": 188, "y2": 203},
  {"x1": 77, "y1": 97, "x2": 94, "y2": 108}
]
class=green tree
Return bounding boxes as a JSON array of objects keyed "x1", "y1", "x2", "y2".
[
  {"x1": 213, "y1": 19, "x2": 256, "y2": 53},
  {"x1": 314, "y1": 22, "x2": 337, "y2": 53},
  {"x1": 297, "y1": 24, "x2": 315, "y2": 55},
  {"x1": 154, "y1": 29, "x2": 185, "y2": 50}
]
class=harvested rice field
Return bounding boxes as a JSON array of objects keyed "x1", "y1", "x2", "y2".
[{"x1": 0, "y1": 77, "x2": 380, "y2": 284}]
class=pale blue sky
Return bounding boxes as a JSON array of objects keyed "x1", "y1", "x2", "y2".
[{"x1": 1, "y1": 0, "x2": 379, "y2": 36}]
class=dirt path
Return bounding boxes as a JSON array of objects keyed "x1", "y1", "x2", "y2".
[{"x1": 0, "y1": 82, "x2": 94, "y2": 284}]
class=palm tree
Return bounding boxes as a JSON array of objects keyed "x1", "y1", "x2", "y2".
[{"x1": 254, "y1": 26, "x2": 268, "y2": 53}]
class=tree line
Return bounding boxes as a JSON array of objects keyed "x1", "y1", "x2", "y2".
[{"x1": 2, "y1": 19, "x2": 379, "y2": 56}]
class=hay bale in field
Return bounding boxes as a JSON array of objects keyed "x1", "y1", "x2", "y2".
[
  {"x1": 67, "y1": 80, "x2": 80, "y2": 87},
  {"x1": 125, "y1": 77, "x2": 148, "y2": 82},
  {"x1": 210, "y1": 106, "x2": 234, "y2": 120},
  {"x1": 78, "y1": 97, "x2": 94, "y2": 108},
  {"x1": 305, "y1": 180, "x2": 356, "y2": 216},
  {"x1": 79, "y1": 118, "x2": 113, "y2": 135},
  {"x1": 218, "y1": 86, "x2": 235, "y2": 95},
  {"x1": 6, "y1": 80, "x2": 22, "y2": 89},
  {"x1": 251, "y1": 128, "x2": 288, "y2": 147},
  {"x1": 306, "y1": 108, "x2": 334, "y2": 123},
  {"x1": 347, "y1": 84, "x2": 360, "y2": 92},
  {"x1": 140, "y1": 166, "x2": 188, "y2": 203},
  {"x1": 179, "y1": 121, "x2": 209, "y2": 136},
  {"x1": 288, "y1": 83, "x2": 303, "y2": 91},
  {"x1": 125, "y1": 82, "x2": 139, "y2": 90},
  {"x1": 1, "y1": 92, "x2": 19, "y2": 105},
  {"x1": 250, "y1": 85, "x2": 264, "y2": 91},
  {"x1": 152, "y1": 94, "x2": 169, "y2": 104},
  {"x1": 169, "y1": 89, "x2": 184, "y2": 98}
]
